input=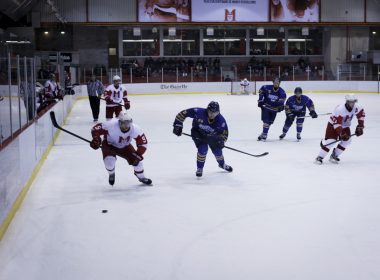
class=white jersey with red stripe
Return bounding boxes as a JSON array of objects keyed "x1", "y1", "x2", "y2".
[
  {"x1": 93, "y1": 119, "x2": 147, "y2": 150},
  {"x1": 105, "y1": 84, "x2": 128, "y2": 107},
  {"x1": 328, "y1": 103, "x2": 365, "y2": 130},
  {"x1": 44, "y1": 80, "x2": 61, "y2": 96}
]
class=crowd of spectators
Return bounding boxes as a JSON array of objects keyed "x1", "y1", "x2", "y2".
[{"x1": 121, "y1": 57, "x2": 222, "y2": 77}]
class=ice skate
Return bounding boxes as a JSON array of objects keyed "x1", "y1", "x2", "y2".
[
  {"x1": 315, "y1": 156, "x2": 323, "y2": 165},
  {"x1": 329, "y1": 149, "x2": 340, "y2": 164},
  {"x1": 196, "y1": 168, "x2": 203, "y2": 177},
  {"x1": 219, "y1": 164, "x2": 233, "y2": 172},
  {"x1": 257, "y1": 134, "x2": 267, "y2": 141},
  {"x1": 279, "y1": 133, "x2": 286, "y2": 140},
  {"x1": 297, "y1": 133, "x2": 301, "y2": 141},
  {"x1": 109, "y1": 173, "x2": 115, "y2": 186},
  {"x1": 138, "y1": 177, "x2": 153, "y2": 185}
]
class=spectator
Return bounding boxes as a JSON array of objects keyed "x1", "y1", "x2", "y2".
[{"x1": 224, "y1": 75, "x2": 232, "y2": 82}]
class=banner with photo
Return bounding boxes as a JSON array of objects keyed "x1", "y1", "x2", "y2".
[
  {"x1": 191, "y1": 0, "x2": 269, "y2": 22},
  {"x1": 138, "y1": 0, "x2": 191, "y2": 22},
  {"x1": 270, "y1": 0, "x2": 319, "y2": 22}
]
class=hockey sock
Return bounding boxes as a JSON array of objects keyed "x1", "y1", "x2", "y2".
[
  {"x1": 104, "y1": 156, "x2": 116, "y2": 174},
  {"x1": 296, "y1": 123, "x2": 303, "y2": 133},
  {"x1": 212, "y1": 150, "x2": 225, "y2": 167},
  {"x1": 197, "y1": 152, "x2": 206, "y2": 169},
  {"x1": 133, "y1": 162, "x2": 145, "y2": 178},
  {"x1": 262, "y1": 123, "x2": 270, "y2": 135},
  {"x1": 282, "y1": 126, "x2": 290, "y2": 134}
]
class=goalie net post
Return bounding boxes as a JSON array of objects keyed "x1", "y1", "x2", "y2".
[{"x1": 230, "y1": 80, "x2": 256, "y2": 95}]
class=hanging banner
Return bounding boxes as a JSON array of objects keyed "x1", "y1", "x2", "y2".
[
  {"x1": 270, "y1": 0, "x2": 319, "y2": 22},
  {"x1": 138, "y1": 0, "x2": 191, "y2": 22},
  {"x1": 191, "y1": 0, "x2": 269, "y2": 22}
]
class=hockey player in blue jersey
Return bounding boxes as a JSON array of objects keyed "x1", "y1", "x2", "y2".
[
  {"x1": 279, "y1": 87, "x2": 318, "y2": 140},
  {"x1": 172, "y1": 101, "x2": 233, "y2": 177},
  {"x1": 257, "y1": 77, "x2": 286, "y2": 141}
]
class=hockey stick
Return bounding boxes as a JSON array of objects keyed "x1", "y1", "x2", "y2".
[
  {"x1": 50, "y1": 111, "x2": 92, "y2": 144},
  {"x1": 323, "y1": 133, "x2": 357, "y2": 147},
  {"x1": 297, "y1": 113, "x2": 331, "y2": 119},
  {"x1": 182, "y1": 132, "x2": 269, "y2": 158}
]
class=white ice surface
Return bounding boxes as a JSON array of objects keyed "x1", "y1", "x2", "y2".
[{"x1": 1, "y1": 93, "x2": 380, "y2": 280}]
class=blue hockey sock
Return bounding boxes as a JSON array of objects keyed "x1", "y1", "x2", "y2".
[
  {"x1": 197, "y1": 152, "x2": 206, "y2": 169},
  {"x1": 282, "y1": 126, "x2": 290, "y2": 133},
  {"x1": 262, "y1": 123, "x2": 270, "y2": 135},
  {"x1": 296, "y1": 123, "x2": 303, "y2": 133}
]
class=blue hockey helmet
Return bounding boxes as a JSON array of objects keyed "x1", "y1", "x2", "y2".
[
  {"x1": 207, "y1": 101, "x2": 220, "y2": 119},
  {"x1": 207, "y1": 101, "x2": 220, "y2": 113},
  {"x1": 294, "y1": 87, "x2": 302, "y2": 96}
]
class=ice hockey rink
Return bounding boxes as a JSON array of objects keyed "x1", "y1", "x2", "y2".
[{"x1": 0, "y1": 92, "x2": 380, "y2": 280}]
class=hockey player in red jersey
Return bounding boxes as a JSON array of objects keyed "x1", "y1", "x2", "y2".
[
  {"x1": 90, "y1": 111, "x2": 152, "y2": 186},
  {"x1": 315, "y1": 94, "x2": 365, "y2": 164},
  {"x1": 104, "y1": 75, "x2": 130, "y2": 120}
]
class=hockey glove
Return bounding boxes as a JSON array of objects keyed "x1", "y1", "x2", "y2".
[
  {"x1": 309, "y1": 110, "x2": 318, "y2": 118},
  {"x1": 124, "y1": 101, "x2": 130, "y2": 110},
  {"x1": 258, "y1": 101, "x2": 263, "y2": 108},
  {"x1": 173, "y1": 124, "x2": 183, "y2": 136},
  {"x1": 355, "y1": 125, "x2": 364, "y2": 136},
  {"x1": 130, "y1": 152, "x2": 143, "y2": 166},
  {"x1": 340, "y1": 131, "x2": 350, "y2": 141},
  {"x1": 277, "y1": 105, "x2": 285, "y2": 112},
  {"x1": 90, "y1": 137, "x2": 101, "y2": 150},
  {"x1": 208, "y1": 135, "x2": 225, "y2": 149}
]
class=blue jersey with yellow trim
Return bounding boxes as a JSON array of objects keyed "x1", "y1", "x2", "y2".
[
  {"x1": 258, "y1": 85, "x2": 286, "y2": 111},
  {"x1": 174, "y1": 108, "x2": 228, "y2": 140},
  {"x1": 285, "y1": 95, "x2": 314, "y2": 114}
]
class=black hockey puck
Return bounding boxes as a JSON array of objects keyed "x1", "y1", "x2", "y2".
[{"x1": 101, "y1": 209, "x2": 108, "y2": 213}]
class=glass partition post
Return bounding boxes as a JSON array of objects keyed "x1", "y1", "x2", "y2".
[
  {"x1": 7, "y1": 52, "x2": 13, "y2": 138},
  {"x1": 24, "y1": 56, "x2": 29, "y2": 125},
  {"x1": 363, "y1": 65, "x2": 366, "y2": 81},
  {"x1": 17, "y1": 56, "x2": 21, "y2": 129},
  {"x1": 264, "y1": 66, "x2": 267, "y2": 81},
  {"x1": 292, "y1": 65, "x2": 295, "y2": 81},
  {"x1": 322, "y1": 66, "x2": 324, "y2": 80},
  {"x1": 220, "y1": 67, "x2": 223, "y2": 82}
]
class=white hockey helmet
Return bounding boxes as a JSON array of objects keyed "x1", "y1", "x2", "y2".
[
  {"x1": 244, "y1": 78, "x2": 248, "y2": 81},
  {"x1": 118, "y1": 111, "x2": 132, "y2": 131},
  {"x1": 345, "y1": 94, "x2": 357, "y2": 103},
  {"x1": 113, "y1": 75, "x2": 121, "y2": 81}
]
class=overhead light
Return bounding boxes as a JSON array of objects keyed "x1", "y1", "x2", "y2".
[
  {"x1": 373, "y1": 31, "x2": 377, "y2": 35},
  {"x1": 133, "y1": 27, "x2": 141, "y2": 36},
  {"x1": 60, "y1": 31, "x2": 65, "y2": 34},
  {"x1": 123, "y1": 39, "x2": 154, "y2": 42},
  {"x1": 169, "y1": 27, "x2": 176, "y2": 36},
  {"x1": 44, "y1": 31, "x2": 49, "y2": 35},
  {"x1": 302, "y1": 27, "x2": 309, "y2": 36},
  {"x1": 5, "y1": 40, "x2": 31, "y2": 44}
]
